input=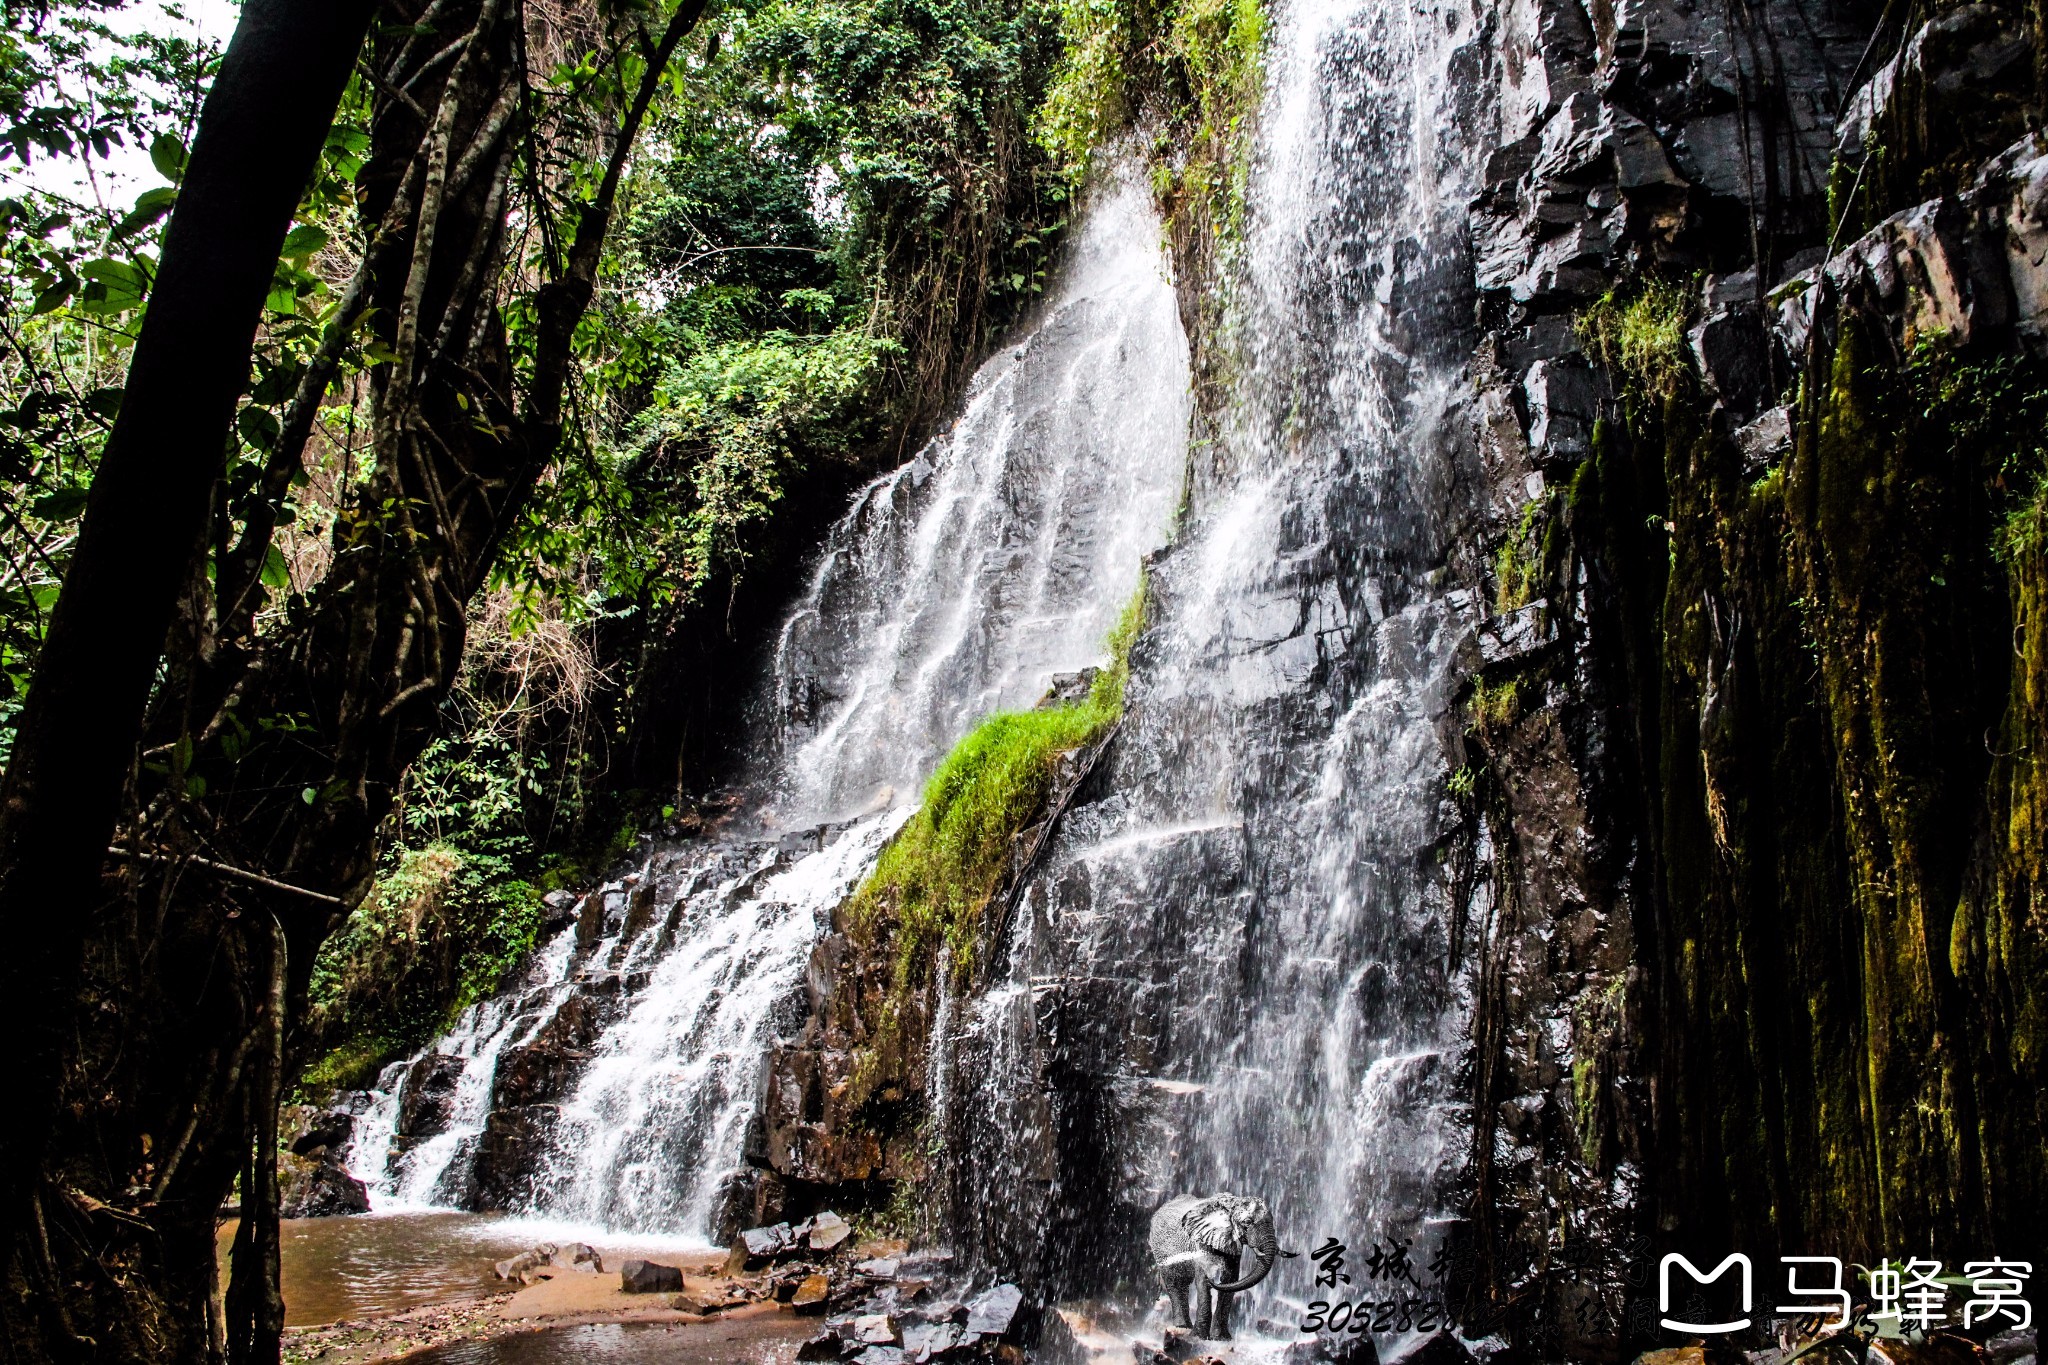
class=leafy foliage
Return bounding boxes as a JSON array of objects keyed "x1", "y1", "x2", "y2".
[
  {"x1": 1577, "y1": 275, "x2": 1695, "y2": 404},
  {"x1": 302, "y1": 843, "x2": 544, "y2": 1086}
]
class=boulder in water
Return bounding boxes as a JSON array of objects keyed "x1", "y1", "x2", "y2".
[
  {"x1": 965, "y1": 1284, "x2": 1023, "y2": 1337},
  {"x1": 793, "y1": 1274, "x2": 831, "y2": 1312},
  {"x1": 559, "y1": 1242, "x2": 602, "y2": 1273},
  {"x1": 277, "y1": 1156, "x2": 369, "y2": 1218},
  {"x1": 904, "y1": 1322, "x2": 961, "y2": 1360},
  {"x1": 855, "y1": 1257, "x2": 900, "y2": 1280},
  {"x1": 277, "y1": 1104, "x2": 369, "y2": 1217},
  {"x1": 619, "y1": 1259, "x2": 684, "y2": 1294}
]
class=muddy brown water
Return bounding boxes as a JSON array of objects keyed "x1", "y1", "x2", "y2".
[
  {"x1": 215, "y1": 1211, "x2": 714, "y2": 1326},
  {"x1": 394, "y1": 1315, "x2": 813, "y2": 1365}
]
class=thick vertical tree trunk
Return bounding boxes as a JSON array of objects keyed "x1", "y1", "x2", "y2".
[
  {"x1": 0, "y1": 1, "x2": 703, "y2": 1359},
  {"x1": 0, "y1": 0, "x2": 376, "y2": 1257}
]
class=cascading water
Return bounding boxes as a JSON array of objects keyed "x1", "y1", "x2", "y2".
[
  {"x1": 945, "y1": 0, "x2": 1488, "y2": 1332},
  {"x1": 342, "y1": 167, "x2": 1190, "y2": 1238}
]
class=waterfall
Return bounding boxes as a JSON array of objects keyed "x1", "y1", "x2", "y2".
[
  {"x1": 951, "y1": 0, "x2": 1487, "y2": 1329},
  {"x1": 767, "y1": 173, "x2": 1188, "y2": 827},
  {"x1": 341, "y1": 165, "x2": 1190, "y2": 1238}
]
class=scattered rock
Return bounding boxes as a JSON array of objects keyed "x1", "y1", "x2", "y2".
[
  {"x1": 618, "y1": 1259, "x2": 683, "y2": 1294},
  {"x1": 670, "y1": 1293, "x2": 720, "y2": 1315},
  {"x1": 799, "y1": 1333, "x2": 844, "y2": 1362},
  {"x1": 744, "y1": 1222, "x2": 796, "y2": 1259},
  {"x1": 493, "y1": 1246, "x2": 560, "y2": 1284},
  {"x1": 916, "y1": 1300, "x2": 967, "y2": 1324},
  {"x1": 809, "y1": 1210, "x2": 854, "y2": 1252},
  {"x1": 793, "y1": 1274, "x2": 832, "y2": 1312},
  {"x1": 559, "y1": 1242, "x2": 603, "y2": 1273},
  {"x1": 965, "y1": 1284, "x2": 1023, "y2": 1337},
  {"x1": 859, "y1": 1349, "x2": 906, "y2": 1365},
  {"x1": 856, "y1": 1313, "x2": 902, "y2": 1345},
  {"x1": 856, "y1": 1257, "x2": 901, "y2": 1280},
  {"x1": 905, "y1": 1322, "x2": 962, "y2": 1361}
]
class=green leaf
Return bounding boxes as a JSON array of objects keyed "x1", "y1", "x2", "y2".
[
  {"x1": 260, "y1": 542, "x2": 291, "y2": 590},
  {"x1": 30, "y1": 277, "x2": 73, "y2": 315},
  {"x1": 301, "y1": 786, "x2": 318, "y2": 805},
  {"x1": 29, "y1": 486, "x2": 87, "y2": 521},
  {"x1": 112, "y1": 186, "x2": 176, "y2": 241},
  {"x1": 237, "y1": 406, "x2": 281, "y2": 450},
  {"x1": 77, "y1": 257, "x2": 148, "y2": 315},
  {"x1": 149, "y1": 132, "x2": 189, "y2": 184},
  {"x1": 280, "y1": 224, "x2": 330, "y2": 260}
]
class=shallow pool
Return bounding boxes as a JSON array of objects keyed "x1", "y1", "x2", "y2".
[{"x1": 216, "y1": 1210, "x2": 714, "y2": 1326}]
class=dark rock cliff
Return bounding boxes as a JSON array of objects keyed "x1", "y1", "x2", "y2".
[{"x1": 1455, "y1": 0, "x2": 2048, "y2": 1351}]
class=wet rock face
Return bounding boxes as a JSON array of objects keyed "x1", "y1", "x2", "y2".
[
  {"x1": 396, "y1": 1053, "x2": 464, "y2": 1143},
  {"x1": 278, "y1": 1103, "x2": 369, "y2": 1217},
  {"x1": 1462, "y1": 0, "x2": 2048, "y2": 1334}
]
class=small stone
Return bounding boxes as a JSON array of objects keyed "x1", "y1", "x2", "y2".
[
  {"x1": 917, "y1": 1301, "x2": 967, "y2": 1324},
  {"x1": 670, "y1": 1293, "x2": 717, "y2": 1315},
  {"x1": 619, "y1": 1259, "x2": 684, "y2": 1294},
  {"x1": 856, "y1": 1313, "x2": 902, "y2": 1345},
  {"x1": 793, "y1": 1274, "x2": 832, "y2": 1312},
  {"x1": 858, "y1": 1350, "x2": 905, "y2": 1365},
  {"x1": 742, "y1": 1222, "x2": 795, "y2": 1259},
  {"x1": 809, "y1": 1210, "x2": 854, "y2": 1252},
  {"x1": 799, "y1": 1334, "x2": 842, "y2": 1362},
  {"x1": 965, "y1": 1284, "x2": 1023, "y2": 1337},
  {"x1": 560, "y1": 1242, "x2": 603, "y2": 1273},
  {"x1": 493, "y1": 1250, "x2": 546, "y2": 1282},
  {"x1": 904, "y1": 1322, "x2": 961, "y2": 1361},
  {"x1": 855, "y1": 1257, "x2": 901, "y2": 1280}
]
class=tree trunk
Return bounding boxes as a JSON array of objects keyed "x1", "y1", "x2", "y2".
[
  {"x1": 0, "y1": 1, "x2": 703, "y2": 1359},
  {"x1": 0, "y1": 0, "x2": 376, "y2": 1263}
]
